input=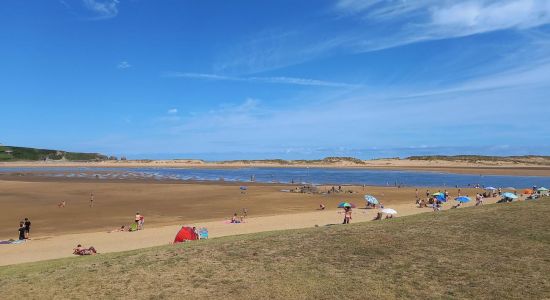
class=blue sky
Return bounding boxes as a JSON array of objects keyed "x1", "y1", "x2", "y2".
[{"x1": 1, "y1": 0, "x2": 550, "y2": 160}]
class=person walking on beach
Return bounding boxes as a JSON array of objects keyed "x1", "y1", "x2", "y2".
[
  {"x1": 24, "y1": 218, "x2": 31, "y2": 239},
  {"x1": 90, "y1": 192, "x2": 94, "y2": 207}
]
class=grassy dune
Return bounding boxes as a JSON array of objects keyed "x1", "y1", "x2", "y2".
[
  {"x1": 1, "y1": 200, "x2": 549, "y2": 299},
  {"x1": 0, "y1": 145, "x2": 107, "y2": 161}
]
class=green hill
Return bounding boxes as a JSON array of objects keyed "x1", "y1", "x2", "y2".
[
  {"x1": 0, "y1": 200, "x2": 548, "y2": 299},
  {"x1": 0, "y1": 145, "x2": 108, "y2": 162}
]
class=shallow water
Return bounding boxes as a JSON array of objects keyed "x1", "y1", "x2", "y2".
[{"x1": 1, "y1": 167, "x2": 549, "y2": 188}]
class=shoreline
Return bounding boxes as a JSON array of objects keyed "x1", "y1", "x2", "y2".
[{"x1": 2, "y1": 160, "x2": 550, "y2": 176}]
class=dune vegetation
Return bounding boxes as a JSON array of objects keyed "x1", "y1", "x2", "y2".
[
  {"x1": 0, "y1": 145, "x2": 108, "y2": 161},
  {"x1": 0, "y1": 199, "x2": 549, "y2": 299}
]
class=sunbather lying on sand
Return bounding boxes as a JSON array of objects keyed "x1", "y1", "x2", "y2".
[
  {"x1": 73, "y1": 244, "x2": 97, "y2": 256},
  {"x1": 108, "y1": 225, "x2": 127, "y2": 233}
]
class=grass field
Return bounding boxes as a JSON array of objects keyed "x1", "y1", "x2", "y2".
[{"x1": 1, "y1": 199, "x2": 549, "y2": 299}]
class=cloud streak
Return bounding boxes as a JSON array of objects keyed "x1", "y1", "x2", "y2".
[
  {"x1": 117, "y1": 61, "x2": 131, "y2": 69},
  {"x1": 216, "y1": 1, "x2": 550, "y2": 73},
  {"x1": 164, "y1": 72, "x2": 359, "y2": 88},
  {"x1": 82, "y1": 0, "x2": 119, "y2": 19}
]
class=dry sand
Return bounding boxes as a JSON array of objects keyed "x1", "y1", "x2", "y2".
[{"x1": 0, "y1": 178, "x2": 506, "y2": 266}]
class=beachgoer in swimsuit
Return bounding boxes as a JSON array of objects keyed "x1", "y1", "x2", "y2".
[
  {"x1": 343, "y1": 207, "x2": 352, "y2": 224},
  {"x1": 73, "y1": 244, "x2": 97, "y2": 255},
  {"x1": 231, "y1": 213, "x2": 240, "y2": 223},
  {"x1": 90, "y1": 192, "x2": 94, "y2": 207}
]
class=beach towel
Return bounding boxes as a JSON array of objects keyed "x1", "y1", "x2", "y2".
[
  {"x1": 129, "y1": 223, "x2": 138, "y2": 232},
  {"x1": 0, "y1": 239, "x2": 25, "y2": 245},
  {"x1": 199, "y1": 228, "x2": 209, "y2": 239}
]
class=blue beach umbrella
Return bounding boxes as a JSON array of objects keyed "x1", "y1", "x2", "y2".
[
  {"x1": 435, "y1": 195, "x2": 447, "y2": 202},
  {"x1": 364, "y1": 195, "x2": 379, "y2": 205},
  {"x1": 484, "y1": 187, "x2": 496, "y2": 190},
  {"x1": 455, "y1": 196, "x2": 471, "y2": 203},
  {"x1": 502, "y1": 192, "x2": 518, "y2": 199}
]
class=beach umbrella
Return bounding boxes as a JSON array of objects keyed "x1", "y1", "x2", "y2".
[
  {"x1": 522, "y1": 189, "x2": 533, "y2": 195},
  {"x1": 364, "y1": 195, "x2": 379, "y2": 205},
  {"x1": 502, "y1": 192, "x2": 518, "y2": 199},
  {"x1": 337, "y1": 202, "x2": 356, "y2": 208},
  {"x1": 435, "y1": 195, "x2": 447, "y2": 202},
  {"x1": 432, "y1": 192, "x2": 444, "y2": 196},
  {"x1": 239, "y1": 186, "x2": 248, "y2": 190},
  {"x1": 455, "y1": 196, "x2": 471, "y2": 203},
  {"x1": 484, "y1": 187, "x2": 496, "y2": 190},
  {"x1": 380, "y1": 208, "x2": 397, "y2": 215},
  {"x1": 537, "y1": 187, "x2": 548, "y2": 191}
]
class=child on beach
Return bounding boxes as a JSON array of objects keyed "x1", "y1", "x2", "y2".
[
  {"x1": 58, "y1": 201, "x2": 66, "y2": 208},
  {"x1": 135, "y1": 212, "x2": 142, "y2": 229}
]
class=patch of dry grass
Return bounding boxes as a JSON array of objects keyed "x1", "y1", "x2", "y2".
[{"x1": 1, "y1": 199, "x2": 549, "y2": 299}]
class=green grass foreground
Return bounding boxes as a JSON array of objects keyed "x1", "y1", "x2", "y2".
[{"x1": 1, "y1": 200, "x2": 549, "y2": 299}]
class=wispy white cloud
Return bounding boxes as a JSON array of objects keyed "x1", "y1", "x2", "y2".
[
  {"x1": 82, "y1": 0, "x2": 119, "y2": 19},
  {"x1": 164, "y1": 72, "x2": 359, "y2": 88},
  {"x1": 167, "y1": 108, "x2": 178, "y2": 114},
  {"x1": 217, "y1": 1, "x2": 550, "y2": 73},
  {"x1": 338, "y1": 0, "x2": 550, "y2": 50},
  {"x1": 117, "y1": 61, "x2": 131, "y2": 69}
]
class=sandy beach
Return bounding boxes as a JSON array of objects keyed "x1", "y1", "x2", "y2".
[{"x1": 0, "y1": 177, "x2": 505, "y2": 266}]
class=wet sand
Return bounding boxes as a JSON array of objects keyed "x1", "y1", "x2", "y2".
[{"x1": 0, "y1": 178, "x2": 489, "y2": 239}]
